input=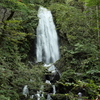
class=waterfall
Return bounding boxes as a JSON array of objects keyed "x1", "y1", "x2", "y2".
[
  {"x1": 44, "y1": 64, "x2": 57, "y2": 73},
  {"x1": 36, "y1": 6, "x2": 60, "y2": 64},
  {"x1": 22, "y1": 6, "x2": 60, "y2": 100},
  {"x1": 22, "y1": 85, "x2": 29, "y2": 97},
  {"x1": 52, "y1": 85, "x2": 56, "y2": 95},
  {"x1": 30, "y1": 95, "x2": 34, "y2": 99},
  {"x1": 47, "y1": 94, "x2": 52, "y2": 100},
  {"x1": 36, "y1": 6, "x2": 60, "y2": 100},
  {"x1": 45, "y1": 80, "x2": 51, "y2": 84},
  {"x1": 36, "y1": 91, "x2": 41, "y2": 100}
]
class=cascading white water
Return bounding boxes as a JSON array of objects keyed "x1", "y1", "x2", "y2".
[
  {"x1": 52, "y1": 85, "x2": 56, "y2": 95},
  {"x1": 36, "y1": 6, "x2": 60, "y2": 64},
  {"x1": 45, "y1": 80, "x2": 51, "y2": 84},
  {"x1": 22, "y1": 85, "x2": 29, "y2": 97},
  {"x1": 30, "y1": 95, "x2": 34, "y2": 99},
  {"x1": 36, "y1": 91, "x2": 41, "y2": 100},
  {"x1": 36, "y1": 6, "x2": 60, "y2": 100},
  {"x1": 22, "y1": 6, "x2": 60, "y2": 100},
  {"x1": 47, "y1": 94, "x2": 52, "y2": 100}
]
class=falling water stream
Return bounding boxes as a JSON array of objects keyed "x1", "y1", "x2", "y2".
[
  {"x1": 36, "y1": 6, "x2": 60, "y2": 64},
  {"x1": 23, "y1": 6, "x2": 60, "y2": 100},
  {"x1": 47, "y1": 94, "x2": 52, "y2": 100},
  {"x1": 52, "y1": 85, "x2": 56, "y2": 95},
  {"x1": 22, "y1": 85, "x2": 29, "y2": 97},
  {"x1": 36, "y1": 6, "x2": 60, "y2": 100}
]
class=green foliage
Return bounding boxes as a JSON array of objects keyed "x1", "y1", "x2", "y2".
[
  {"x1": 74, "y1": 80, "x2": 100, "y2": 98},
  {"x1": 51, "y1": 1, "x2": 100, "y2": 98},
  {"x1": 59, "y1": 69, "x2": 76, "y2": 83},
  {"x1": 0, "y1": 0, "x2": 28, "y2": 12},
  {"x1": 57, "y1": 79, "x2": 100, "y2": 99},
  {"x1": 0, "y1": 95, "x2": 10, "y2": 100},
  {"x1": 51, "y1": 94, "x2": 66, "y2": 100},
  {"x1": 49, "y1": 3, "x2": 97, "y2": 45},
  {"x1": 0, "y1": 39, "x2": 45, "y2": 99},
  {"x1": 0, "y1": 0, "x2": 44, "y2": 99},
  {"x1": 81, "y1": 0, "x2": 100, "y2": 6}
]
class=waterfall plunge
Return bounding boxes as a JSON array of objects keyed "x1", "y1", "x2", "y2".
[
  {"x1": 36, "y1": 7, "x2": 60, "y2": 100},
  {"x1": 36, "y1": 6, "x2": 60, "y2": 64},
  {"x1": 22, "y1": 7, "x2": 59, "y2": 100}
]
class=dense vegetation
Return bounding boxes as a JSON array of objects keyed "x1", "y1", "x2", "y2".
[{"x1": 0, "y1": 0, "x2": 100, "y2": 100}]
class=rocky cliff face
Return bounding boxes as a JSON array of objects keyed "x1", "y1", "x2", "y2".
[{"x1": 0, "y1": 7, "x2": 11, "y2": 21}]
